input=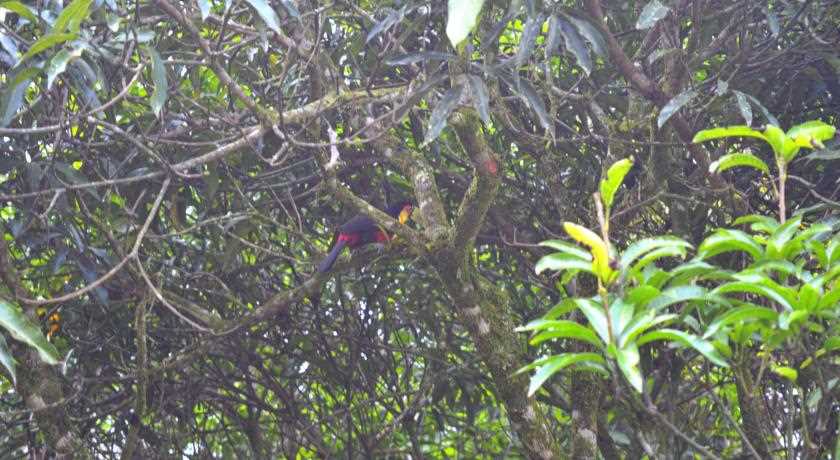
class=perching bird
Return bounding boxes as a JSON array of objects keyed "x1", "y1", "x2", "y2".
[{"x1": 317, "y1": 201, "x2": 414, "y2": 273}]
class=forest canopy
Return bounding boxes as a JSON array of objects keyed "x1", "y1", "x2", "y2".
[{"x1": 1, "y1": 0, "x2": 839, "y2": 458}]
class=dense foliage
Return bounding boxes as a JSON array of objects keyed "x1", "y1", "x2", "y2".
[{"x1": 0, "y1": 0, "x2": 839, "y2": 458}]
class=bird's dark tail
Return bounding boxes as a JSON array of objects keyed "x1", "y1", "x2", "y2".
[{"x1": 317, "y1": 239, "x2": 347, "y2": 273}]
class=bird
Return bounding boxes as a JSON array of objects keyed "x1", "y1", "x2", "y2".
[{"x1": 317, "y1": 201, "x2": 414, "y2": 273}]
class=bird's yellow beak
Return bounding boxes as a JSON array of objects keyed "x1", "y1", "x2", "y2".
[{"x1": 398, "y1": 206, "x2": 412, "y2": 224}]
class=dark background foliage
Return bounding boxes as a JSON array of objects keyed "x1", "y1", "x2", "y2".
[{"x1": 0, "y1": 0, "x2": 838, "y2": 458}]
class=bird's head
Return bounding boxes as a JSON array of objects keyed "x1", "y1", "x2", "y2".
[{"x1": 387, "y1": 201, "x2": 414, "y2": 224}]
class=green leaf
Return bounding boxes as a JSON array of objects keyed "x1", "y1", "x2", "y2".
[
  {"x1": 600, "y1": 157, "x2": 634, "y2": 210},
  {"x1": 697, "y1": 229, "x2": 763, "y2": 261},
  {"x1": 0, "y1": 334, "x2": 16, "y2": 385},
  {"x1": 576, "y1": 298, "x2": 610, "y2": 344},
  {"x1": 0, "y1": 1, "x2": 37, "y2": 22},
  {"x1": 619, "y1": 312, "x2": 676, "y2": 347},
  {"x1": 732, "y1": 214, "x2": 780, "y2": 234},
  {"x1": 771, "y1": 365, "x2": 798, "y2": 382},
  {"x1": 52, "y1": 0, "x2": 92, "y2": 33},
  {"x1": 446, "y1": 0, "x2": 485, "y2": 48},
  {"x1": 614, "y1": 343, "x2": 643, "y2": 392},
  {"x1": 636, "y1": 0, "x2": 670, "y2": 30},
  {"x1": 762, "y1": 124, "x2": 798, "y2": 160},
  {"x1": 787, "y1": 120, "x2": 836, "y2": 149},
  {"x1": 692, "y1": 125, "x2": 766, "y2": 143},
  {"x1": 620, "y1": 236, "x2": 692, "y2": 271},
  {"x1": 543, "y1": 299, "x2": 577, "y2": 320},
  {"x1": 646, "y1": 285, "x2": 708, "y2": 312},
  {"x1": 539, "y1": 240, "x2": 592, "y2": 260},
  {"x1": 535, "y1": 253, "x2": 593, "y2": 275},
  {"x1": 658, "y1": 90, "x2": 696, "y2": 128},
  {"x1": 18, "y1": 32, "x2": 77, "y2": 66},
  {"x1": 527, "y1": 321, "x2": 602, "y2": 347},
  {"x1": 244, "y1": 0, "x2": 281, "y2": 34},
  {"x1": 703, "y1": 305, "x2": 778, "y2": 339},
  {"x1": 767, "y1": 215, "x2": 801, "y2": 257},
  {"x1": 144, "y1": 46, "x2": 167, "y2": 117},
  {"x1": 713, "y1": 281, "x2": 794, "y2": 311},
  {"x1": 637, "y1": 329, "x2": 729, "y2": 367},
  {"x1": 709, "y1": 153, "x2": 770, "y2": 175},
  {"x1": 0, "y1": 300, "x2": 61, "y2": 365}
]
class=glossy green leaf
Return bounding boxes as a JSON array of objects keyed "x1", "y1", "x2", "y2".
[
  {"x1": 600, "y1": 157, "x2": 634, "y2": 210},
  {"x1": 637, "y1": 329, "x2": 728, "y2": 367},
  {"x1": 0, "y1": 334, "x2": 15, "y2": 386},
  {"x1": 714, "y1": 281, "x2": 794, "y2": 311},
  {"x1": 244, "y1": 0, "x2": 282, "y2": 34},
  {"x1": 527, "y1": 321, "x2": 602, "y2": 347},
  {"x1": 787, "y1": 120, "x2": 836, "y2": 149},
  {"x1": 772, "y1": 365, "x2": 798, "y2": 382},
  {"x1": 620, "y1": 236, "x2": 693, "y2": 272},
  {"x1": 0, "y1": 300, "x2": 61, "y2": 365},
  {"x1": 535, "y1": 253, "x2": 593, "y2": 275},
  {"x1": 52, "y1": 0, "x2": 92, "y2": 33},
  {"x1": 0, "y1": 1, "x2": 37, "y2": 22},
  {"x1": 709, "y1": 153, "x2": 770, "y2": 175},
  {"x1": 697, "y1": 229, "x2": 763, "y2": 261},
  {"x1": 19, "y1": 33, "x2": 76, "y2": 65},
  {"x1": 619, "y1": 311, "x2": 676, "y2": 348},
  {"x1": 692, "y1": 125, "x2": 766, "y2": 143},
  {"x1": 614, "y1": 343, "x2": 642, "y2": 392},
  {"x1": 703, "y1": 305, "x2": 778, "y2": 339},
  {"x1": 446, "y1": 0, "x2": 485, "y2": 48},
  {"x1": 520, "y1": 353, "x2": 605, "y2": 396},
  {"x1": 539, "y1": 240, "x2": 592, "y2": 260},
  {"x1": 576, "y1": 298, "x2": 610, "y2": 344},
  {"x1": 646, "y1": 285, "x2": 708, "y2": 311}
]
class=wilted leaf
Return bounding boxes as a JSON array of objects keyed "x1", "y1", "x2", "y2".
[
  {"x1": 564, "y1": 222, "x2": 612, "y2": 282},
  {"x1": 197, "y1": 0, "x2": 210, "y2": 20},
  {"x1": 279, "y1": 0, "x2": 300, "y2": 18},
  {"x1": 515, "y1": 16, "x2": 542, "y2": 65},
  {"x1": 734, "y1": 91, "x2": 753, "y2": 126},
  {"x1": 1, "y1": 66, "x2": 38, "y2": 127}
]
